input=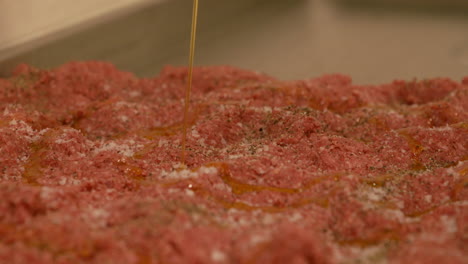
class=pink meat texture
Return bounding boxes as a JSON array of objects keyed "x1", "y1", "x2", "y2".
[{"x1": 0, "y1": 62, "x2": 467, "y2": 263}]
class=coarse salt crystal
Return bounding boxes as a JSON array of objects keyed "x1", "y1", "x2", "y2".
[
  {"x1": 211, "y1": 250, "x2": 226, "y2": 262},
  {"x1": 71, "y1": 179, "x2": 81, "y2": 185},
  {"x1": 262, "y1": 214, "x2": 275, "y2": 225},
  {"x1": 55, "y1": 137, "x2": 73, "y2": 145},
  {"x1": 129, "y1": 90, "x2": 141, "y2": 97},
  {"x1": 424, "y1": 195, "x2": 432, "y2": 203},
  {"x1": 93, "y1": 141, "x2": 134, "y2": 157},
  {"x1": 161, "y1": 169, "x2": 199, "y2": 180},
  {"x1": 440, "y1": 215, "x2": 457, "y2": 234},
  {"x1": 213, "y1": 183, "x2": 229, "y2": 191},
  {"x1": 90, "y1": 208, "x2": 109, "y2": 219},
  {"x1": 198, "y1": 138, "x2": 206, "y2": 146},
  {"x1": 192, "y1": 130, "x2": 200, "y2": 138},
  {"x1": 158, "y1": 139, "x2": 168, "y2": 147},
  {"x1": 40, "y1": 187, "x2": 54, "y2": 200},
  {"x1": 250, "y1": 234, "x2": 268, "y2": 246},
  {"x1": 228, "y1": 154, "x2": 242, "y2": 160},
  {"x1": 289, "y1": 212, "x2": 302, "y2": 222},
  {"x1": 367, "y1": 188, "x2": 386, "y2": 201},
  {"x1": 119, "y1": 115, "x2": 129, "y2": 122},
  {"x1": 199, "y1": 166, "x2": 218, "y2": 175}
]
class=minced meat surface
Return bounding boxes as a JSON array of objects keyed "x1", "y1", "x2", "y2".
[{"x1": 0, "y1": 62, "x2": 467, "y2": 264}]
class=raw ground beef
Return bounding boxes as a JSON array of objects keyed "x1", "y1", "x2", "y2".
[{"x1": 0, "y1": 61, "x2": 467, "y2": 264}]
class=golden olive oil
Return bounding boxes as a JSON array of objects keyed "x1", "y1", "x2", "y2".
[{"x1": 181, "y1": 0, "x2": 199, "y2": 165}]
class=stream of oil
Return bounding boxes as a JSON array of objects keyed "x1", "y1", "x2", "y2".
[{"x1": 181, "y1": 0, "x2": 199, "y2": 166}]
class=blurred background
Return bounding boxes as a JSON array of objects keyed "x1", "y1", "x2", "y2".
[{"x1": 1, "y1": 0, "x2": 468, "y2": 84}]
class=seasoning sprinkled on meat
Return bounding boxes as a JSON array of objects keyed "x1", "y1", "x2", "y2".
[{"x1": 0, "y1": 62, "x2": 466, "y2": 264}]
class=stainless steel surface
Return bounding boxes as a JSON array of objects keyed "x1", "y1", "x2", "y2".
[
  {"x1": 1, "y1": 0, "x2": 468, "y2": 84},
  {"x1": 0, "y1": 0, "x2": 164, "y2": 62}
]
